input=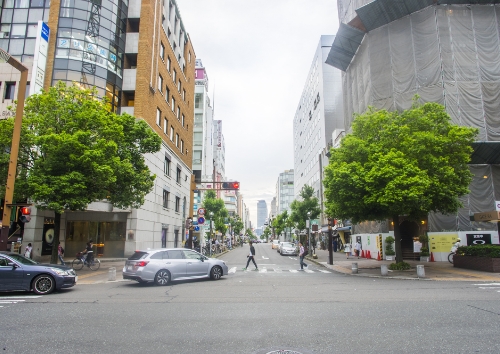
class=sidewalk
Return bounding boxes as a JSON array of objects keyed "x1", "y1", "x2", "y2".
[{"x1": 306, "y1": 248, "x2": 500, "y2": 282}]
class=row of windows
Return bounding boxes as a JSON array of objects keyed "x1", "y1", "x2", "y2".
[
  {"x1": 163, "y1": 157, "x2": 183, "y2": 184},
  {"x1": 162, "y1": 189, "x2": 181, "y2": 212},
  {"x1": 1, "y1": 0, "x2": 50, "y2": 9},
  {"x1": 156, "y1": 108, "x2": 185, "y2": 154}
]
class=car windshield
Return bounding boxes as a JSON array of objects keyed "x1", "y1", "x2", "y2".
[
  {"x1": 283, "y1": 243, "x2": 294, "y2": 247},
  {"x1": 6, "y1": 254, "x2": 38, "y2": 265}
]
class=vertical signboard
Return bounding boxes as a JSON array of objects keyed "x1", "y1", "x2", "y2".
[
  {"x1": 29, "y1": 21, "x2": 50, "y2": 96},
  {"x1": 215, "y1": 120, "x2": 222, "y2": 150}
]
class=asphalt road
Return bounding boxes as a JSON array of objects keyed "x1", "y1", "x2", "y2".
[{"x1": 1, "y1": 243, "x2": 499, "y2": 354}]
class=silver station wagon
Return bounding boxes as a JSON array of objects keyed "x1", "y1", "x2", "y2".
[
  {"x1": 122, "y1": 248, "x2": 228, "y2": 285},
  {"x1": 279, "y1": 242, "x2": 298, "y2": 256}
]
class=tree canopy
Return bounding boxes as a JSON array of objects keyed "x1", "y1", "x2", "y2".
[
  {"x1": 323, "y1": 101, "x2": 477, "y2": 262},
  {"x1": 201, "y1": 190, "x2": 228, "y2": 238},
  {"x1": 5, "y1": 82, "x2": 162, "y2": 263},
  {"x1": 289, "y1": 185, "x2": 321, "y2": 231}
]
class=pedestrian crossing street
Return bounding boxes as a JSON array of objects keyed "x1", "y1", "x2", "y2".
[
  {"x1": 0, "y1": 295, "x2": 42, "y2": 310},
  {"x1": 228, "y1": 266, "x2": 331, "y2": 274}
]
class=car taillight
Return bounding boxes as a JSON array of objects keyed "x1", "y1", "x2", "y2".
[{"x1": 135, "y1": 261, "x2": 149, "y2": 267}]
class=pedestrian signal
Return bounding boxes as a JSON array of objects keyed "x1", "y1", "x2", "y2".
[
  {"x1": 19, "y1": 207, "x2": 31, "y2": 223},
  {"x1": 221, "y1": 182, "x2": 240, "y2": 190}
]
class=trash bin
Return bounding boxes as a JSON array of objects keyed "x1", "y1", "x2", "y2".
[{"x1": 416, "y1": 265, "x2": 425, "y2": 278}]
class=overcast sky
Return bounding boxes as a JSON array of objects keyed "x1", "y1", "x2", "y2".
[{"x1": 177, "y1": 0, "x2": 340, "y2": 226}]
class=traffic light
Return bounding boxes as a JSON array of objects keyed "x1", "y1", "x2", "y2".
[
  {"x1": 19, "y1": 207, "x2": 31, "y2": 223},
  {"x1": 221, "y1": 182, "x2": 240, "y2": 190}
]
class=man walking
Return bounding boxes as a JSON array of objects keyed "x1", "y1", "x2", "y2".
[
  {"x1": 354, "y1": 240, "x2": 362, "y2": 258},
  {"x1": 242, "y1": 241, "x2": 258, "y2": 271},
  {"x1": 299, "y1": 242, "x2": 308, "y2": 270}
]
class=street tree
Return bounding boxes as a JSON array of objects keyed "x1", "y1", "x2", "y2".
[
  {"x1": 323, "y1": 101, "x2": 477, "y2": 263},
  {"x1": 290, "y1": 185, "x2": 321, "y2": 231},
  {"x1": 231, "y1": 215, "x2": 244, "y2": 237},
  {"x1": 262, "y1": 226, "x2": 271, "y2": 241},
  {"x1": 201, "y1": 190, "x2": 228, "y2": 240},
  {"x1": 19, "y1": 82, "x2": 162, "y2": 263}
]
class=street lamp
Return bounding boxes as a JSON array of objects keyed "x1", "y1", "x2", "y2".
[
  {"x1": 0, "y1": 49, "x2": 29, "y2": 251},
  {"x1": 209, "y1": 211, "x2": 214, "y2": 257},
  {"x1": 307, "y1": 211, "x2": 312, "y2": 257}
]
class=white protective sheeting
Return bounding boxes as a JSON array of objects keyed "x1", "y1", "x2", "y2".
[{"x1": 341, "y1": 4, "x2": 500, "y2": 232}]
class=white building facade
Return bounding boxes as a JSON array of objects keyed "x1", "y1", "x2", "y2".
[{"x1": 293, "y1": 35, "x2": 344, "y2": 200}]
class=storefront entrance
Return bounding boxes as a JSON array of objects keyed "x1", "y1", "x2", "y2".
[{"x1": 65, "y1": 221, "x2": 126, "y2": 258}]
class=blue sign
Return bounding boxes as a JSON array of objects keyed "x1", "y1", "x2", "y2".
[
  {"x1": 194, "y1": 226, "x2": 200, "y2": 231},
  {"x1": 192, "y1": 220, "x2": 198, "y2": 226},
  {"x1": 198, "y1": 217, "x2": 205, "y2": 225},
  {"x1": 41, "y1": 22, "x2": 50, "y2": 42}
]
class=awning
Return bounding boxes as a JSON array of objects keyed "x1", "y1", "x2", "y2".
[
  {"x1": 325, "y1": 23, "x2": 365, "y2": 71},
  {"x1": 355, "y1": 0, "x2": 434, "y2": 32},
  {"x1": 470, "y1": 142, "x2": 500, "y2": 164}
]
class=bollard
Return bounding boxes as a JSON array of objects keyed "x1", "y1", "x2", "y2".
[
  {"x1": 352, "y1": 262, "x2": 358, "y2": 274},
  {"x1": 416, "y1": 264, "x2": 425, "y2": 278},
  {"x1": 381, "y1": 264, "x2": 388, "y2": 276},
  {"x1": 108, "y1": 267, "x2": 116, "y2": 281}
]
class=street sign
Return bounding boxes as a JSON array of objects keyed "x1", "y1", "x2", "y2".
[
  {"x1": 194, "y1": 226, "x2": 200, "y2": 231},
  {"x1": 198, "y1": 217, "x2": 205, "y2": 225},
  {"x1": 192, "y1": 220, "x2": 198, "y2": 226},
  {"x1": 198, "y1": 208, "x2": 205, "y2": 216}
]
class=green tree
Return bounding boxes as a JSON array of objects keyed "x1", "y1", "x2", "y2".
[
  {"x1": 245, "y1": 228, "x2": 256, "y2": 240},
  {"x1": 201, "y1": 190, "x2": 228, "y2": 239},
  {"x1": 323, "y1": 101, "x2": 477, "y2": 263},
  {"x1": 231, "y1": 215, "x2": 244, "y2": 236},
  {"x1": 16, "y1": 82, "x2": 161, "y2": 263},
  {"x1": 290, "y1": 185, "x2": 321, "y2": 231},
  {"x1": 262, "y1": 226, "x2": 271, "y2": 241}
]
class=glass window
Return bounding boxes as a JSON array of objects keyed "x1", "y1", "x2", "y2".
[
  {"x1": 4, "y1": 0, "x2": 15, "y2": 8},
  {"x1": 195, "y1": 93, "x2": 202, "y2": 108},
  {"x1": 2, "y1": 9, "x2": 13, "y2": 23},
  {"x1": 172, "y1": 69, "x2": 176, "y2": 82},
  {"x1": 182, "y1": 250, "x2": 201, "y2": 260},
  {"x1": 176, "y1": 167, "x2": 181, "y2": 183},
  {"x1": 150, "y1": 251, "x2": 163, "y2": 260},
  {"x1": 181, "y1": 114, "x2": 184, "y2": 127},
  {"x1": 164, "y1": 157, "x2": 170, "y2": 176},
  {"x1": 11, "y1": 24, "x2": 25, "y2": 37},
  {"x1": 8, "y1": 38, "x2": 24, "y2": 54},
  {"x1": 26, "y1": 24, "x2": 37, "y2": 37},
  {"x1": 160, "y1": 42, "x2": 164, "y2": 60},
  {"x1": 156, "y1": 108, "x2": 161, "y2": 126},
  {"x1": 168, "y1": 250, "x2": 184, "y2": 259},
  {"x1": 170, "y1": 126, "x2": 174, "y2": 141},
  {"x1": 13, "y1": 9, "x2": 28, "y2": 22},
  {"x1": 4, "y1": 82, "x2": 16, "y2": 99},
  {"x1": 175, "y1": 196, "x2": 180, "y2": 212},
  {"x1": 28, "y1": 8, "x2": 43, "y2": 22},
  {"x1": 24, "y1": 39, "x2": 35, "y2": 54},
  {"x1": 176, "y1": 106, "x2": 180, "y2": 119},
  {"x1": 14, "y1": 0, "x2": 29, "y2": 8},
  {"x1": 175, "y1": 133, "x2": 179, "y2": 147},
  {"x1": 167, "y1": 56, "x2": 171, "y2": 72},
  {"x1": 158, "y1": 74, "x2": 163, "y2": 93},
  {"x1": 180, "y1": 139, "x2": 184, "y2": 153},
  {"x1": 163, "y1": 118, "x2": 167, "y2": 134},
  {"x1": 30, "y1": 0, "x2": 44, "y2": 7},
  {"x1": 177, "y1": 79, "x2": 181, "y2": 92},
  {"x1": 162, "y1": 189, "x2": 169, "y2": 208},
  {"x1": 1, "y1": 24, "x2": 11, "y2": 38},
  {"x1": 171, "y1": 97, "x2": 175, "y2": 112},
  {"x1": 165, "y1": 86, "x2": 169, "y2": 101}
]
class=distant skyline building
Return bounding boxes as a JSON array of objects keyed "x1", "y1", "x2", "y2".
[
  {"x1": 257, "y1": 200, "x2": 268, "y2": 228},
  {"x1": 276, "y1": 169, "x2": 294, "y2": 214},
  {"x1": 270, "y1": 197, "x2": 277, "y2": 219},
  {"x1": 293, "y1": 35, "x2": 344, "y2": 200}
]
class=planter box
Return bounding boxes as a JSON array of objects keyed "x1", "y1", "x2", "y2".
[
  {"x1": 385, "y1": 255, "x2": 395, "y2": 261},
  {"x1": 453, "y1": 255, "x2": 500, "y2": 273},
  {"x1": 420, "y1": 256, "x2": 430, "y2": 262}
]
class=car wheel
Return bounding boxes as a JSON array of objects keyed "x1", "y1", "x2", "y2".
[
  {"x1": 210, "y1": 266, "x2": 223, "y2": 280},
  {"x1": 32, "y1": 274, "x2": 55, "y2": 295},
  {"x1": 154, "y1": 270, "x2": 170, "y2": 286}
]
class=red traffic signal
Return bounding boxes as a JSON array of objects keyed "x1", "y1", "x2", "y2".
[
  {"x1": 19, "y1": 207, "x2": 31, "y2": 223},
  {"x1": 221, "y1": 182, "x2": 240, "y2": 190}
]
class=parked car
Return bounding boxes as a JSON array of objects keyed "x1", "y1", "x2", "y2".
[
  {"x1": 0, "y1": 251, "x2": 77, "y2": 295},
  {"x1": 279, "y1": 242, "x2": 298, "y2": 256},
  {"x1": 271, "y1": 240, "x2": 280, "y2": 249},
  {"x1": 122, "y1": 248, "x2": 229, "y2": 285}
]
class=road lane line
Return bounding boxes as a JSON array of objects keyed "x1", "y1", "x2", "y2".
[
  {"x1": 0, "y1": 295, "x2": 41, "y2": 299},
  {"x1": 318, "y1": 270, "x2": 331, "y2": 273}
]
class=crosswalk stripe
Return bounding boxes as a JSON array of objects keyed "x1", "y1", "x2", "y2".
[
  {"x1": 274, "y1": 269, "x2": 282, "y2": 273},
  {"x1": 259, "y1": 268, "x2": 267, "y2": 273},
  {"x1": 228, "y1": 267, "x2": 236, "y2": 274},
  {"x1": 318, "y1": 270, "x2": 330, "y2": 273},
  {"x1": 289, "y1": 270, "x2": 298, "y2": 273},
  {"x1": 304, "y1": 269, "x2": 314, "y2": 273}
]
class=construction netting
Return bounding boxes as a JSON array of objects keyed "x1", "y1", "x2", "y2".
[{"x1": 339, "y1": 3, "x2": 500, "y2": 232}]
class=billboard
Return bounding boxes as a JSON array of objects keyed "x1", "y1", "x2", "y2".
[{"x1": 29, "y1": 21, "x2": 50, "y2": 96}]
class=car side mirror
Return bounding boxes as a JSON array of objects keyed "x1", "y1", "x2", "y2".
[
  {"x1": 8, "y1": 262, "x2": 18, "y2": 268},
  {"x1": 199, "y1": 257, "x2": 204, "y2": 262}
]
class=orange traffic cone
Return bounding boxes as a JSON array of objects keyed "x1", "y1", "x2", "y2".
[
  {"x1": 377, "y1": 251, "x2": 381, "y2": 261},
  {"x1": 367, "y1": 250, "x2": 371, "y2": 259},
  {"x1": 361, "y1": 250, "x2": 365, "y2": 258},
  {"x1": 430, "y1": 252, "x2": 435, "y2": 262}
]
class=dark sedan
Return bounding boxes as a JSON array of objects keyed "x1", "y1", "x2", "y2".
[{"x1": 0, "y1": 251, "x2": 77, "y2": 295}]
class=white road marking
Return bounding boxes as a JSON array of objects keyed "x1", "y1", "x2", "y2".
[
  {"x1": 0, "y1": 295, "x2": 41, "y2": 299},
  {"x1": 273, "y1": 269, "x2": 282, "y2": 273},
  {"x1": 289, "y1": 270, "x2": 298, "y2": 273},
  {"x1": 259, "y1": 268, "x2": 267, "y2": 273},
  {"x1": 304, "y1": 269, "x2": 315, "y2": 273},
  {"x1": 479, "y1": 287, "x2": 500, "y2": 289},
  {"x1": 228, "y1": 267, "x2": 236, "y2": 274},
  {"x1": 474, "y1": 283, "x2": 500, "y2": 286},
  {"x1": 288, "y1": 257, "x2": 297, "y2": 260},
  {"x1": 318, "y1": 270, "x2": 331, "y2": 273},
  {"x1": 0, "y1": 300, "x2": 25, "y2": 304},
  {"x1": 262, "y1": 256, "x2": 269, "y2": 259}
]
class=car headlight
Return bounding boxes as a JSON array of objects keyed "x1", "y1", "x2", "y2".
[{"x1": 49, "y1": 268, "x2": 70, "y2": 276}]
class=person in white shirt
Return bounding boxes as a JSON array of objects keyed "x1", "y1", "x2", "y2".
[
  {"x1": 451, "y1": 238, "x2": 461, "y2": 253},
  {"x1": 299, "y1": 242, "x2": 308, "y2": 270},
  {"x1": 354, "y1": 241, "x2": 362, "y2": 258},
  {"x1": 344, "y1": 243, "x2": 351, "y2": 259}
]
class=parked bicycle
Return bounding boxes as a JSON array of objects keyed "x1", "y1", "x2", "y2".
[
  {"x1": 72, "y1": 252, "x2": 101, "y2": 271},
  {"x1": 448, "y1": 238, "x2": 462, "y2": 264}
]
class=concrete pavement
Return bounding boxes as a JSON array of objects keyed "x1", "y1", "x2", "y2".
[{"x1": 306, "y1": 248, "x2": 500, "y2": 281}]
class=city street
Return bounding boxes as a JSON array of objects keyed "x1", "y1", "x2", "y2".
[{"x1": 1, "y1": 244, "x2": 500, "y2": 354}]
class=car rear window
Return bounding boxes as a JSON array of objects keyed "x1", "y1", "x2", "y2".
[{"x1": 128, "y1": 251, "x2": 149, "y2": 260}]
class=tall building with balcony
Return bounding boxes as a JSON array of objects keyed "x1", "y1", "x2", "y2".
[
  {"x1": 276, "y1": 169, "x2": 294, "y2": 214},
  {"x1": 0, "y1": 0, "x2": 195, "y2": 258},
  {"x1": 293, "y1": 35, "x2": 344, "y2": 201}
]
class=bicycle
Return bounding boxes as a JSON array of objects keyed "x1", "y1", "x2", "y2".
[
  {"x1": 448, "y1": 251, "x2": 456, "y2": 264},
  {"x1": 72, "y1": 252, "x2": 101, "y2": 271}
]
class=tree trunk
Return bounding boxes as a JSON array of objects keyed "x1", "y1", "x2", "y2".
[
  {"x1": 50, "y1": 212, "x2": 61, "y2": 264},
  {"x1": 393, "y1": 214, "x2": 403, "y2": 263}
]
